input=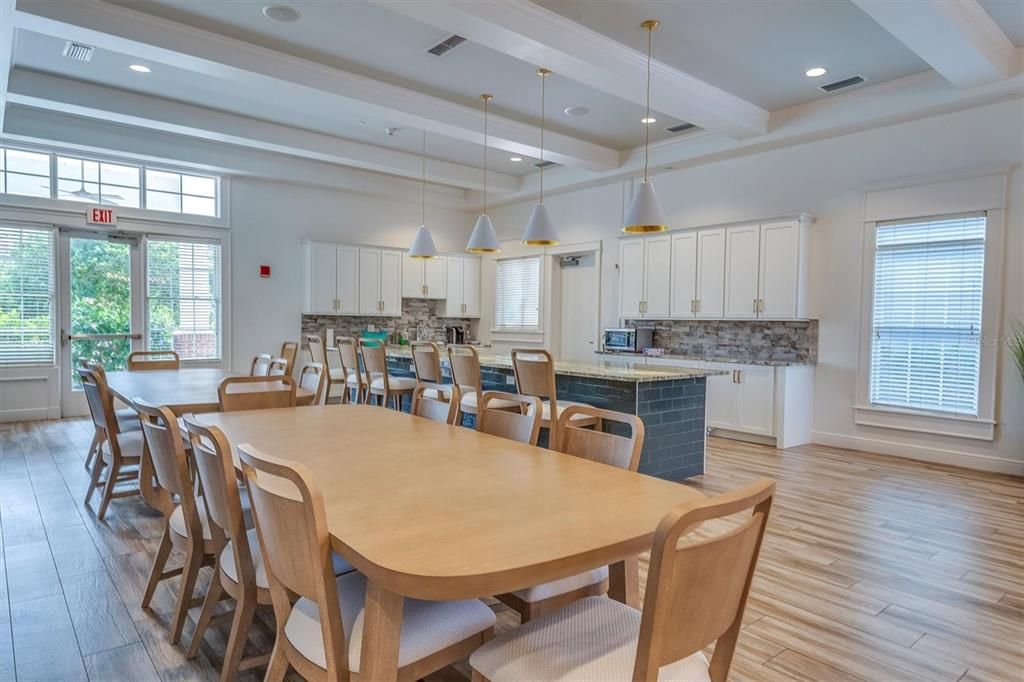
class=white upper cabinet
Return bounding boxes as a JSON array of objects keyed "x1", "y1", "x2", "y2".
[
  {"x1": 669, "y1": 232, "x2": 697, "y2": 318},
  {"x1": 424, "y1": 257, "x2": 447, "y2": 300},
  {"x1": 402, "y1": 254, "x2": 447, "y2": 299},
  {"x1": 380, "y1": 250, "x2": 402, "y2": 316},
  {"x1": 695, "y1": 228, "x2": 726, "y2": 318},
  {"x1": 441, "y1": 256, "x2": 481, "y2": 318},
  {"x1": 358, "y1": 248, "x2": 381, "y2": 315},
  {"x1": 758, "y1": 220, "x2": 806, "y2": 319},
  {"x1": 336, "y1": 245, "x2": 359, "y2": 314},
  {"x1": 643, "y1": 235, "x2": 672, "y2": 318},
  {"x1": 618, "y1": 239, "x2": 645, "y2": 318},
  {"x1": 724, "y1": 224, "x2": 762, "y2": 319},
  {"x1": 303, "y1": 242, "x2": 358, "y2": 314}
]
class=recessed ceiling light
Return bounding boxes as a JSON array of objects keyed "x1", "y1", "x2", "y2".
[
  {"x1": 262, "y1": 4, "x2": 300, "y2": 22},
  {"x1": 563, "y1": 106, "x2": 589, "y2": 117},
  {"x1": 509, "y1": 156, "x2": 523, "y2": 162},
  {"x1": 805, "y1": 67, "x2": 827, "y2": 78},
  {"x1": 641, "y1": 117, "x2": 657, "y2": 124},
  {"x1": 129, "y1": 64, "x2": 151, "y2": 73}
]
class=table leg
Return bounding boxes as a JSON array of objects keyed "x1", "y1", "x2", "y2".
[
  {"x1": 360, "y1": 579, "x2": 404, "y2": 681},
  {"x1": 608, "y1": 556, "x2": 640, "y2": 608}
]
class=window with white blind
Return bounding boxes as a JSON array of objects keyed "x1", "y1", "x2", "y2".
[
  {"x1": 495, "y1": 256, "x2": 541, "y2": 330},
  {"x1": 869, "y1": 213, "x2": 986, "y2": 415},
  {"x1": 146, "y1": 239, "x2": 222, "y2": 360},
  {"x1": 0, "y1": 226, "x2": 55, "y2": 366}
]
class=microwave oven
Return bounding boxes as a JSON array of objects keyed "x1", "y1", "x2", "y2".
[{"x1": 603, "y1": 327, "x2": 654, "y2": 353}]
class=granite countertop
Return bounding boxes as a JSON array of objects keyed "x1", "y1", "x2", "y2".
[
  {"x1": 385, "y1": 346, "x2": 722, "y2": 382},
  {"x1": 595, "y1": 349, "x2": 816, "y2": 367}
]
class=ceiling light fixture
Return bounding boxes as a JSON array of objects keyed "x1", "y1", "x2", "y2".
[
  {"x1": 262, "y1": 5, "x2": 300, "y2": 22},
  {"x1": 509, "y1": 156, "x2": 523, "y2": 162},
  {"x1": 409, "y1": 130, "x2": 439, "y2": 259},
  {"x1": 641, "y1": 117, "x2": 657, "y2": 124},
  {"x1": 805, "y1": 67, "x2": 827, "y2": 78},
  {"x1": 466, "y1": 94, "x2": 501, "y2": 254},
  {"x1": 521, "y1": 68, "x2": 559, "y2": 247},
  {"x1": 623, "y1": 20, "x2": 668, "y2": 234},
  {"x1": 129, "y1": 64, "x2": 151, "y2": 73}
]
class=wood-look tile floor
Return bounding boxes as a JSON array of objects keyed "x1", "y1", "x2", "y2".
[{"x1": 1, "y1": 418, "x2": 1021, "y2": 681}]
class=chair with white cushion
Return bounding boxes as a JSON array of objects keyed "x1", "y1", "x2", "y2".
[
  {"x1": 360, "y1": 340, "x2": 416, "y2": 410},
  {"x1": 477, "y1": 392, "x2": 542, "y2": 446},
  {"x1": 268, "y1": 357, "x2": 289, "y2": 376},
  {"x1": 497, "y1": 406, "x2": 646, "y2": 622},
  {"x1": 448, "y1": 344, "x2": 520, "y2": 428},
  {"x1": 411, "y1": 383, "x2": 460, "y2": 424},
  {"x1": 78, "y1": 359, "x2": 140, "y2": 473},
  {"x1": 298, "y1": 362, "x2": 326, "y2": 405},
  {"x1": 336, "y1": 336, "x2": 364, "y2": 404},
  {"x1": 305, "y1": 335, "x2": 346, "y2": 403},
  {"x1": 218, "y1": 376, "x2": 296, "y2": 412},
  {"x1": 250, "y1": 353, "x2": 273, "y2": 377},
  {"x1": 238, "y1": 443, "x2": 496, "y2": 682},
  {"x1": 279, "y1": 341, "x2": 299, "y2": 377},
  {"x1": 510, "y1": 348, "x2": 599, "y2": 446},
  {"x1": 471, "y1": 479, "x2": 776, "y2": 682},
  {"x1": 411, "y1": 341, "x2": 453, "y2": 401}
]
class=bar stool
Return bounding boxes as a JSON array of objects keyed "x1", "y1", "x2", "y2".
[
  {"x1": 411, "y1": 341, "x2": 453, "y2": 401},
  {"x1": 305, "y1": 334, "x2": 346, "y2": 403},
  {"x1": 336, "y1": 336, "x2": 365, "y2": 404},
  {"x1": 447, "y1": 345, "x2": 520, "y2": 428},
  {"x1": 360, "y1": 340, "x2": 416, "y2": 410},
  {"x1": 510, "y1": 348, "x2": 600, "y2": 446}
]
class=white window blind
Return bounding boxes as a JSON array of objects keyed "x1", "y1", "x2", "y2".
[
  {"x1": 0, "y1": 226, "x2": 55, "y2": 366},
  {"x1": 147, "y1": 239, "x2": 222, "y2": 360},
  {"x1": 870, "y1": 213, "x2": 985, "y2": 415},
  {"x1": 495, "y1": 257, "x2": 540, "y2": 329}
]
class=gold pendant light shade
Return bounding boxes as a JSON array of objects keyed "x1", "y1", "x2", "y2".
[
  {"x1": 522, "y1": 67, "x2": 560, "y2": 246},
  {"x1": 466, "y1": 94, "x2": 502, "y2": 253}
]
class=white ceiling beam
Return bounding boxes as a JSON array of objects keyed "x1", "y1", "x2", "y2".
[
  {"x1": 6, "y1": 68, "x2": 519, "y2": 193},
  {"x1": 0, "y1": 2, "x2": 17, "y2": 132},
  {"x1": 9, "y1": 0, "x2": 618, "y2": 172},
  {"x1": 370, "y1": 0, "x2": 769, "y2": 140},
  {"x1": 851, "y1": 0, "x2": 1015, "y2": 88}
]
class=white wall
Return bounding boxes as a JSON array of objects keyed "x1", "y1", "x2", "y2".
[
  {"x1": 485, "y1": 98, "x2": 1024, "y2": 473},
  {"x1": 228, "y1": 180, "x2": 475, "y2": 370}
]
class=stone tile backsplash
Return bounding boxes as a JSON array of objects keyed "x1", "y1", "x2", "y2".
[
  {"x1": 622, "y1": 319, "x2": 818, "y2": 364},
  {"x1": 301, "y1": 298, "x2": 473, "y2": 345}
]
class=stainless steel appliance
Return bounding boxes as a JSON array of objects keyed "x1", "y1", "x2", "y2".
[
  {"x1": 603, "y1": 327, "x2": 654, "y2": 353},
  {"x1": 445, "y1": 325, "x2": 467, "y2": 345}
]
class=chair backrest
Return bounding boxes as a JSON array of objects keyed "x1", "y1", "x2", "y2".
[
  {"x1": 359, "y1": 340, "x2": 387, "y2": 388},
  {"x1": 478, "y1": 391, "x2": 542, "y2": 445},
  {"x1": 336, "y1": 336, "x2": 360, "y2": 377},
  {"x1": 447, "y1": 344, "x2": 482, "y2": 403},
  {"x1": 411, "y1": 341, "x2": 443, "y2": 384},
  {"x1": 555, "y1": 406, "x2": 645, "y2": 472},
  {"x1": 250, "y1": 353, "x2": 273, "y2": 377},
  {"x1": 634, "y1": 480, "x2": 775, "y2": 682},
  {"x1": 127, "y1": 350, "x2": 180, "y2": 371},
  {"x1": 411, "y1": 383, "x2": 459, "y2": 424},
  {"x1": 268, "y1": 357, "x2": 289, "y2": 376},
  {"x1": 299, "y1": 363, "x2": 326, "y2": 405},
  {"x1": 78, "y1": 367, "x2": 117, "y2": 436},
  {"x1": 279, "y1": 341, "x2": 299, "y2": 375},
  {"x1": 218, "y1": 376, "x2": 297, "y2": 412},
  {"x1": 238, "y1": 444, "x2": 350, "y2": 677},
  {"x1": 510, "y1": 349, "x2": 556, "y2": 401},
  {"x1": 305, "y1": 335, "x2": 327, "y2": 367}
]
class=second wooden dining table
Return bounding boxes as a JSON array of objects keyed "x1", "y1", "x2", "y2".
[{"x1": 193, "y1": 405, "x2": 705, "y2": 680}]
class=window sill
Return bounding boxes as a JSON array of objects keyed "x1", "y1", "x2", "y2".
[
  {"x1": 491, "y1": 329, "x2": 544, "y2": 344},
  {"x1": 853, "y1": 404, "x2": 996, "y2": 441}
]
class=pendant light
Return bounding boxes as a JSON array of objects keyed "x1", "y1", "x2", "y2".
[
  {"x1": 466, "y1": 93, "x2": 501, "y2": 253},
  {"x1": 623, "y1": 19, "x2": 668, "y2": 234},
  {"x1": 522, "y1": 68, "x2": 559, "y2": 246},
  {"x1": 408, "y1": 130, "x2": 439, "y2": 259}
]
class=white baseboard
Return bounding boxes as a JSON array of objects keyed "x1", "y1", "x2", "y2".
[
  {"x1": 811, "y1": 430, "x2": 1024, "y2": 476},
  {"x1": 0, "y1": 406, "x2": 61, "y2": 423}
]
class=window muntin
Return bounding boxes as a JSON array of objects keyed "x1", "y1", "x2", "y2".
[
  {"x1": 145, "y1": 169, "x2": 217, "y2": 217},
  {"x1": 0, "y1": 226, "x2": 55, "y2": 366},
  {"x1": 56, "y1": 156, "x2": 141, "y2": 208},
  {"x1": 869, "y1": 213, "x2": 985, "y2": 415},
  {"x1": 1, "y1": 149, "x2": 51, "y2": 199},
  {"x1": 146, "y1": 239, "x2": 222, "y2": 360},
  {"x1": 495, "y1": 256, "x2": 541, "y2": 330}
]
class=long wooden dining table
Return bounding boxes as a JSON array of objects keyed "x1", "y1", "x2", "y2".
[{"x1": 193, "y1": 405, "x2": 705, "y2": 680}]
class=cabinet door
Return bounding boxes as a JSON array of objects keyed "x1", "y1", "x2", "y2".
[
  {"x1": 401, "y1": 254, "x2": 424, "y2": 299},
  {"x1": 737, "y1": 365, "x2": 774, "y2": 435},
  {"x1": 306, "y1": 243, "x2": 337, "y2": 313},
  {"x1": 695, "y1": 228, "x2": 726, "y2": 318},
  {"x1": 724, "y1": 224, "x2": 761, "y2": 319},
  {"x1": 336, "y1": 245, "x2": 359, "y2": 314},
  {"x1": 758, "y1": 220, "x2": 799, "y2": 319},
  {"x1": 706, "y1": 367, "x2": 738, "y2": 430},
  {"x1": 642, "y1": 234, "x2": 671, "y2": 318},
  {"x1": 461, "y1": 257, "x2": 481, "y2": 317},
  {"x1": 669, "y1": 232, "x2": 697, "y2": 318},
  {"x1": 358, "y1": 248, "x2": 381, "y2": 315},
  {"x1": 443, "y1": 257, "x2": 463, "y2": 316},
  {"x1": 423, "y1": 257, "x2": 447, "y2": 299},
  {"x1": 380, "y1": 250, "x2": 403, "y2": 316},
  {"x1": 619, "y1": 239, "x2": 645, "y2": 318}
]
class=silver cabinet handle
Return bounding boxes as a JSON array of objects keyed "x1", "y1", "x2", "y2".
[{"x1": 758, "y1": 298, "x2": 764, "y2": 313}]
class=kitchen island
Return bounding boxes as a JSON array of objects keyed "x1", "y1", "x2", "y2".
[{"x1": 385, "y1": 347, "x2": 721, "y2": 480}]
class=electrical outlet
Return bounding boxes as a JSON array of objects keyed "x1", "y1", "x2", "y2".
[{"x1": 505, "y1": 375, "x2": 515, "y2": 385}]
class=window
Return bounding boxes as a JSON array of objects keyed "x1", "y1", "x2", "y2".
[
  {"x1": 147, "y1": 239, "x2": 222, "y2": 360},
  {"x1": 495, "y1": 256, "x2": 541, "y2": 329},
  {"x1": 0, "y1": 226, "x2": 55, "y2": 366},
  {"x1": 57, "y1": 156, "x2": 141, "y2": 208},
  {"x1": 870, "y1": 213, "x2": 985, "y2": 415},
  {"x1": 1, "y1": 148, "x2": 51, "y2": 198},
  {"x1": 146, "y1": 169, "x2": 218, "y2": 217}
]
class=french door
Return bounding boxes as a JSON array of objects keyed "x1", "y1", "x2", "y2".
[{"x1": 59, "y1": 230, "x2": 143, "y2": 416}]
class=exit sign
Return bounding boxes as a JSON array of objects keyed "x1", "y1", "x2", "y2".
[{"x1": 87, "y1": 207, "x2": 117, "y2": 225}]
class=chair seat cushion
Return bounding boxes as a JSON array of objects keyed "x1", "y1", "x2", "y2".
[
  {"x1": 284, "y1": 571, "x2": 495, "y2": 673},
  {"x1": 470, "y1": 596, "x2": 710, "y2": 682},
  {"x1": 114, "y1": 407, "x2": 141, "y2": 431},
  {"x1": 538, "y1": 400, "x2": 596, "y2": 424},
  {"x1": 370, "y1": 376, "x2": 417, "y2": 391},
  {"x1": 422, "y1": 385, "x2": 453, "y2": 399},
  {"x1": 512, "y1": 566, "x2": 608, "y2": 603},
  {"x1": 460, "y1": 392, "x2": 519, "y2": 410},
  {"x1": 330, "y1": 368, "x2": 357, "y2": 382},
  {"x1": 221, "y1": 528, "x2": 354, "y2": 589}
]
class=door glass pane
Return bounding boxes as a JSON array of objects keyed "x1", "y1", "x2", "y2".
[{"x1": 69, "y1": 237, "x2": 132, "y2": 387}]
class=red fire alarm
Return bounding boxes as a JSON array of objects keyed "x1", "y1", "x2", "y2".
[{"x1": 259, "y1": 265, "x2": 271, "y2": 278}]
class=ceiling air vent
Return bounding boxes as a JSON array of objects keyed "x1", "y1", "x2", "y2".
[
  {"x1": 818, "y1": 75, "x2": 866, "y2": 93},
  {"x1": 426, "y1": 34, "x2": 466, "y2": 57},
  {"x1": 665, "y1": 122, "x2": 697, "y2": 134},
  {"x1": 534, "y1": 160, "x2": 557, "y2": 169},
  {"x1": 62, "y1": 41, "x2": 95, "y2": 62}
]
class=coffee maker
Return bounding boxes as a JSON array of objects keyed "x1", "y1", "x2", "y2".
[{"x1": 444, "y1": 325, "x2": 467, "y2": 344}]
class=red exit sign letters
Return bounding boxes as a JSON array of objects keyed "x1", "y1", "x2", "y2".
[{"x1": 87, "y1": 207, "x2": 117, "y2": 225}]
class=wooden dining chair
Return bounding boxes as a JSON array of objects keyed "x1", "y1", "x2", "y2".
[
  {"x1": 477, "y1": 391, "x2": 542, "y2": 446},
  {"x1": 411, "y1": 383, "x2": 460, "y2": 424},
  {"x1": 470, "y1": 479, "x2": 776, "y2": 682},
  {"x1": 497, "y1": 406, "x2": 646, "y2": 622},
  {"x1": 448, "y1": 345, "x2": 519, "y2": 427},
  {"x1": 411, "y1": 341, "x2": 452, "y2": 401},
  {"x1": 250, "y1": 353, "x2": 273, "y2": 377},
  {"x1": 127, "y1": 350, "x2": 180, "y2": 371},
  {"x1": 299, "y1": 363, "x2": 326, "y2": 405},
  {"x1": 135, "y1": 399, "x2": 220, "y2": 645},
  {"x1": 279, "y1": 341, "x2": 299, "y2": 376},
  {"x1": 218, "y1": 376, "x2": 296, "y2": 412},
  {"x1": 510, "y1": 348, "x2": 599, "y2": 445},
  {"x1": 78, "y1": 359, "x2": 141, "y2": 473},
  {"x1": 238, "y1": 444, "x2": 496, "y2": 682},
  {"x1": 360, "y1": 340, "x2": 416, "y2": 410},
  {"x1": 268, "y1": 357, "x2": 289, "y2": 376},
  {"x1": 305, "y1": 334, "x2": 345, "y2": 403},
  {"x1": 336, "y1": 336, "x2": 364, "y2": 404}
]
